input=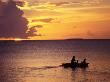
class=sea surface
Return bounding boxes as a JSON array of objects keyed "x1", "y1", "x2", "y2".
[{"x1": 0, "y1": 40, "x2": 110, "y2": 82}]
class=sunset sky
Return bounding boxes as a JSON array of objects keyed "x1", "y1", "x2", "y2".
[{"x1": 0, "y1": 0, "x2": 110, "y2": 40}]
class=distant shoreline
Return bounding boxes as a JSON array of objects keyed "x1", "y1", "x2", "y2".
[
  {"x1": 65, "y1": 39, "x2": 110, "y2": 41},
  {"x1": 0, "y1": 39, "x2": 110, "y2": 41}
]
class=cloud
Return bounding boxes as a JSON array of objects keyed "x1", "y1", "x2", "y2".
[
  {"x1": 76, "y1": 6, "x2": 110, "y2": 13},
  {"x1": 15, "y1": 0, "x2": 25, "y2": 7},
  {"x1": 0, "y1": 0, "x2": 39, "y2": 39},
  {"x1": 32, "y1": 18, "x2": 54, "y2": 23},
  {"x1": 27, "y1": 27, "x2": 37, "y2": 36},
  {"x1": 31, "y1": 25, "x2": 43, "y2": 28},
  {"x1": 48, "y1": 0, "x2": 110, "y2": 7},
  {"x1": 27, "y1": 26, "x2": 42, "y2": 37},
  {"x1": 50, "y1": 2, "x2": 70, "y2": 6}
]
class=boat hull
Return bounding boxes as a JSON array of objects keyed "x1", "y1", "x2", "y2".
[{"x1": 61, "y1": 63, "x2": 89, "y2": 68}]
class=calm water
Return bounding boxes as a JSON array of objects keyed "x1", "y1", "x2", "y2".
[{"x1": 0, "y1": 40, "x2": 110, "y2": 82}]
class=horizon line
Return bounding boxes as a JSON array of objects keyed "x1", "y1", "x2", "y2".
[{"x1": 0, "y1": 38, "x2": 110, "y2": 41}]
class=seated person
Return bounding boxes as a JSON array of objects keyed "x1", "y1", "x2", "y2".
[
  {"x1": 81, "y1": 58, "x2": 87, "y2": 64},
  {"x1": 71, "y1": 56, "x2": 76, "y2": 64}
]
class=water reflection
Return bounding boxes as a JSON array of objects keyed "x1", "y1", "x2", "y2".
[
  {"x1": 0, "y1": 64, "x2": 110, "y2": 82},
  {"x1": 69, "y1": 68, "x2": 87, "y2": 82}
]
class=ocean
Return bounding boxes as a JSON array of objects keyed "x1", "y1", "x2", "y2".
[{"x1": 0, "y1": 40, "x2": 110, "y2": 82}]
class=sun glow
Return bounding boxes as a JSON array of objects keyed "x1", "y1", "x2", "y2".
[{"x1": 14, "y1": 38, "x2": 23, "y2": 41}]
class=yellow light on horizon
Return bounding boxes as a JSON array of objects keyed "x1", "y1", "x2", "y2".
[{"x1": 14, "y1": 38, "x2": 23, "y2": 41}]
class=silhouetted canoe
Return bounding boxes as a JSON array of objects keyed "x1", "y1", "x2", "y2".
[{"x1": 61, "y1": 62, "x2": 89, "y2": 68}]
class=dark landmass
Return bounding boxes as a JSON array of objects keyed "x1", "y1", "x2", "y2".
[
  {"x1": 65, "y1": 38, "x2": 110, "y2": 40},
  {"x1": 65, "y1": 38, "x2": 84, "y2": 40}
]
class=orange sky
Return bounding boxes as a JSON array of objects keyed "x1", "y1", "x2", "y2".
[{"x1": 0, "y1": 0, "x2": 110, "y2": 40}]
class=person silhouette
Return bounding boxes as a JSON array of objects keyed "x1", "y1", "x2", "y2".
[
  {"x1": 81, "y1": 58, "x2": 87, "y2": 65},
  {"x1": 80, "y1": 58, "x2": 88, "y2": 68},
  {"x1": 71, "y1": 56, "x2": 76, "y2": 64},
  {"x1": 83, "y1": 58, "x2": 86, "y2": 63}
]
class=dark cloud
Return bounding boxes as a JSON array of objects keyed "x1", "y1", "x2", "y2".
[
  {"x1": 27, "y1": 27, "x2": 42, "y2": 37},
  {"x1": 27, "y1": 25, "x2": 43, "y2": 37},
  {"x1": 31, "y1": 25, "x2": 43, "y2": 28},
  {"x1": 27, "y1": 27, "x2": 37, "y2": 37},
  {"x1": 0, "y1": 0, "x2": 38, "y2": 39},
  {"x1": 32, "y1": 18, "x2": 54, "y2": 23}
]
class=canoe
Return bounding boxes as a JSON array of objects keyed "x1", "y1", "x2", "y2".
[{"x1": 61, "y1": 62, "x2": 89, "y2": 68}]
